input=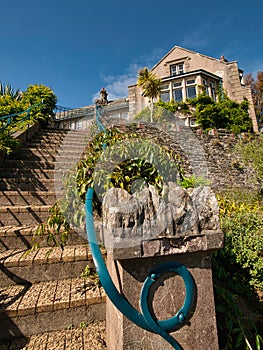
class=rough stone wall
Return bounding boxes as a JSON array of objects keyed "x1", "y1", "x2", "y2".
[
  {"x1": 192, "y1": 129, "x2": 260, "y2": 193},
  {"x1": 109, "y1": 123, "x2": 260, "y2": 195}
]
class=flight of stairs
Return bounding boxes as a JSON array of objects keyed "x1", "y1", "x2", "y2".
[{"x1": 0, "y1": 127, "x2": 106, "y2": 347}]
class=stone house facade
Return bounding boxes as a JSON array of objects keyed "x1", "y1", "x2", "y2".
[{"x1": 128, "y1": 45, "x2": 258, "y2": 132}]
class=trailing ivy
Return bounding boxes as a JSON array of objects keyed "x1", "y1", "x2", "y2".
[{"x1": 155, "y1": 92, "x2": 252, "y2": 133}]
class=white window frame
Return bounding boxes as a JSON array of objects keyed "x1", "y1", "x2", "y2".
[
  {"x1": 186, "y1": 79, "x2": 196, "y2": 99},
  {"x1": 170, "y1": 63, "x2": 184, "y2": 76},
  {"x1": 160, "y1": 84, "x2": 170, "y2": 102}
]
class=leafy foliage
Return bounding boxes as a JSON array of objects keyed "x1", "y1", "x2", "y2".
[
  {"x1": 0, "y1": 83, "x2": 57, "y2": 155},
  {"x1": 213, "y1": 253, "x2": 261, "y2": 350},
  {"x1": 74, "y1": 126, "x2": 183, "y2": 213},
  {"x1": 213, "y1": 191, "x2": 263, "y2": 349},
  {"x1": 21, "y1": 84, "x2": 57, "y2": 122},
  {"x1": 137, "y1": 67, "x2": 161, "y2": 122},
  {"x1": 0, "y1": 130, "x2": 20, "y2": 154},
  {"x1": 234, "y1": 135, "x2": 263, "y2": 182},
  {"x1": 0, "y1": 82, "x2": 22, "y2": 100},
  {"x1": 32, "y1": 202, "x2": 70, "y2": 248},
  {"x1": 137, "y1": 67, "x2": 161, "y2": 101},
  {"x1": 156, "y1": 92, "x2": 252, "y2": 134}
]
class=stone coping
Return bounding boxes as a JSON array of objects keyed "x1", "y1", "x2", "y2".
[
  {"x1": 107, "y1": 230, "x2": 224, "y2": 260},
  {"x1": 0, "y1": 321, "x2": 107, "y2": 349},
  {"x1": 0, "y1": 277, "x2": 105, "y2": 318}
]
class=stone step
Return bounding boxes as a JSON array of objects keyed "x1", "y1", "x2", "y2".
[
  {"x1": 27, "y1": 138, "x2": 87, "y2": 147},
  {"x1": 25, "y1": 143, "x2": 87, "y2": 151},
  {"x1": 3, "y1": 159, "x2": 83, "y2": 170},
  {"x1": 3, "y1": 160, "x2": 57, "y2": 169},
  {"x1": 0, "y1": 225, "x2": 87, "y2": 251},
  {"x1": 7, "y1": 148, "x2": 58, "y2": 162},
  {"x1": 0, "y1": 205, "x2": 51, "y2": 226},
  {"x1": 0, "y1": 244, "x2": 99, "y2": 287},
  {"x1": 0, "y1": 191, "x2": 57, "y2": 206},
  {"x1": 6, "y1": 151, "x2": 84, "y2": 164},
  {"x1": 0, "y1": 321, "x2": 106, "y2": 348},
  {"x1": 0, "y1": 169, "x2": 56, "y2": 180},
  {"x1": 0, "y1": 276, "x2": 105, "y2": 340},
  {"x1": 32, "y1": 134, "x2": 88, "y2": 143},
  {"x1": 0, "y1": 178, "x2": 55, "y2": 191}
]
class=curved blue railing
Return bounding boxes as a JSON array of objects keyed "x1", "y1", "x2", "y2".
[
  {"x1": 85, "y1": 105, "x2": 195, "y2": 349},
  {"x1": 0, "y1": 100, "x2": 43, "y2": 132}
]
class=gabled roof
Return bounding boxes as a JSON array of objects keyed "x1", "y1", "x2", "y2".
[{"x1": 151, "y1": 45, "x2": 236, "y2": 70}]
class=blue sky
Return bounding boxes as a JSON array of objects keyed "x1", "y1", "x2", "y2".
[{"x1": 1, "y1": 0, "x2": 262, "y2": 108}]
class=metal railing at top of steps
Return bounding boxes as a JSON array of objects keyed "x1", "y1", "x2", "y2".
[
  {"x1": 52, "y1": 102, "x2": 129, "y2": 130},
  {"x1": 54, "y1": 105, "x2": 95, "y2": 121}
]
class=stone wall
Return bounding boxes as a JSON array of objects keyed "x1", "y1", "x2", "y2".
[
  {"x1": 192, "y1": 128, "x2": 260, "y2": 193},
  {"x1": 109, "y1": 122, "x2": 260, "y2": 196}
]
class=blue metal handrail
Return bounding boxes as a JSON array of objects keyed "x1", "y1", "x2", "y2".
[
  {"x1": 0, "y1": 100, "x2": 43, "y2": 132},
  {"x1": 85, "y1": 105, "x2": 195, "y2": 349}
]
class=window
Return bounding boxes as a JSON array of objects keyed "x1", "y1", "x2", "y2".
[
  {"x1": 210, "y1": 82, "x2": 216, "y2": 101},
  {"x1": 203, "y1": 79, "x2": 209, "y2": 95},
  {"x1": 170, "y1": 63, "x2": 184, "y2": 76},
  {"x1": 186, "y1": 86, "x2": 196, "y2": 99},
  {"x1": 173, "y1": 82, "x2": 182, "y2": 88},
  {"x1": 186, "y1": 79, "x2": 195, "y2": 85},
  {"x1": 173, "y1": 88, "x2": 183, "y2": 102},
  {"x1": 172, "y1": 80, "x2": 183, "y2": 102},
  {"x1": 186, "y1": 79, "x2": 196, "y2": 99},
  {"x1": 160, "y1": 85, "x2": 170, "y2": 102},
  {"x1": 160, "y1": 91, "x2": 170, "y2": 102}
]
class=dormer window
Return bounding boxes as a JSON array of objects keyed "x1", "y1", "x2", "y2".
[{"x1": 170, "y1": 63, "x2": 184, "y2": 76}]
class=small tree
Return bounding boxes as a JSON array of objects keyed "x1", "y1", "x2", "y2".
[
  {"x1": 22, "y1": 84, "x2": 57, "y2": 123},
  {"x1": 137, "y1": 67, "x2": 161, "y2": 122}
]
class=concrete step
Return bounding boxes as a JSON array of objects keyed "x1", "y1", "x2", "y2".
[
  {"x1": 0, "y1": 225, "x2": 88, "y2": 251},
  {"x1": 0, "y1": 244, "x2": 99, "y2": 287},
  {"x1": 0, "y1": 276, "x2": 105, "y2": 340},
  {"x1": 0, "y1": 321, "x2": 106, "y2": 348},
  {"x1": 0, "y1": 178, "x2": 54, "y2": 191},
  {"x1": 0, "y1": 191, "x2": 58, "y2": 206},
  {"x1": 0, "y1": 205, "x2": 51, "y2": 226}
]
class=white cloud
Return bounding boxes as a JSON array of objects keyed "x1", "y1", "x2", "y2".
[
  {"x1": 92, "y1": 64, "x2": 138, "y2": 102},
  {"x1": 92, "y1": 48, "x2": 165, "y2": 103}
]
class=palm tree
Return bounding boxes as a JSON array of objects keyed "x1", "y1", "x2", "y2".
[
  {"x1": 137, "y1": 67, "x2": 161, "y2": 122},
  {"x1": 0, "y1": 82, "x2": 22, "y2": 100}
]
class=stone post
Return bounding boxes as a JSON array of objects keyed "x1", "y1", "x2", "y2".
[{"x1": 102, "y1": 183, "x2": 223, "y2": 350}]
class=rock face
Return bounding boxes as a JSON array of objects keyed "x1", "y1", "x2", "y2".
[{"x1": 102, "y1": 183, "x2": 221, "y2": 254}]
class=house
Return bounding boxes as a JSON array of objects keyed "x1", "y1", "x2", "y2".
[{"x1": 128, "y1": 45, "x2": 258, "y2": 132}]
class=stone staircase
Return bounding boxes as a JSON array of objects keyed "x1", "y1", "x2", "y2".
[{"x1": 0, "y1": 127, "x2": 106, "y2": 347}]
